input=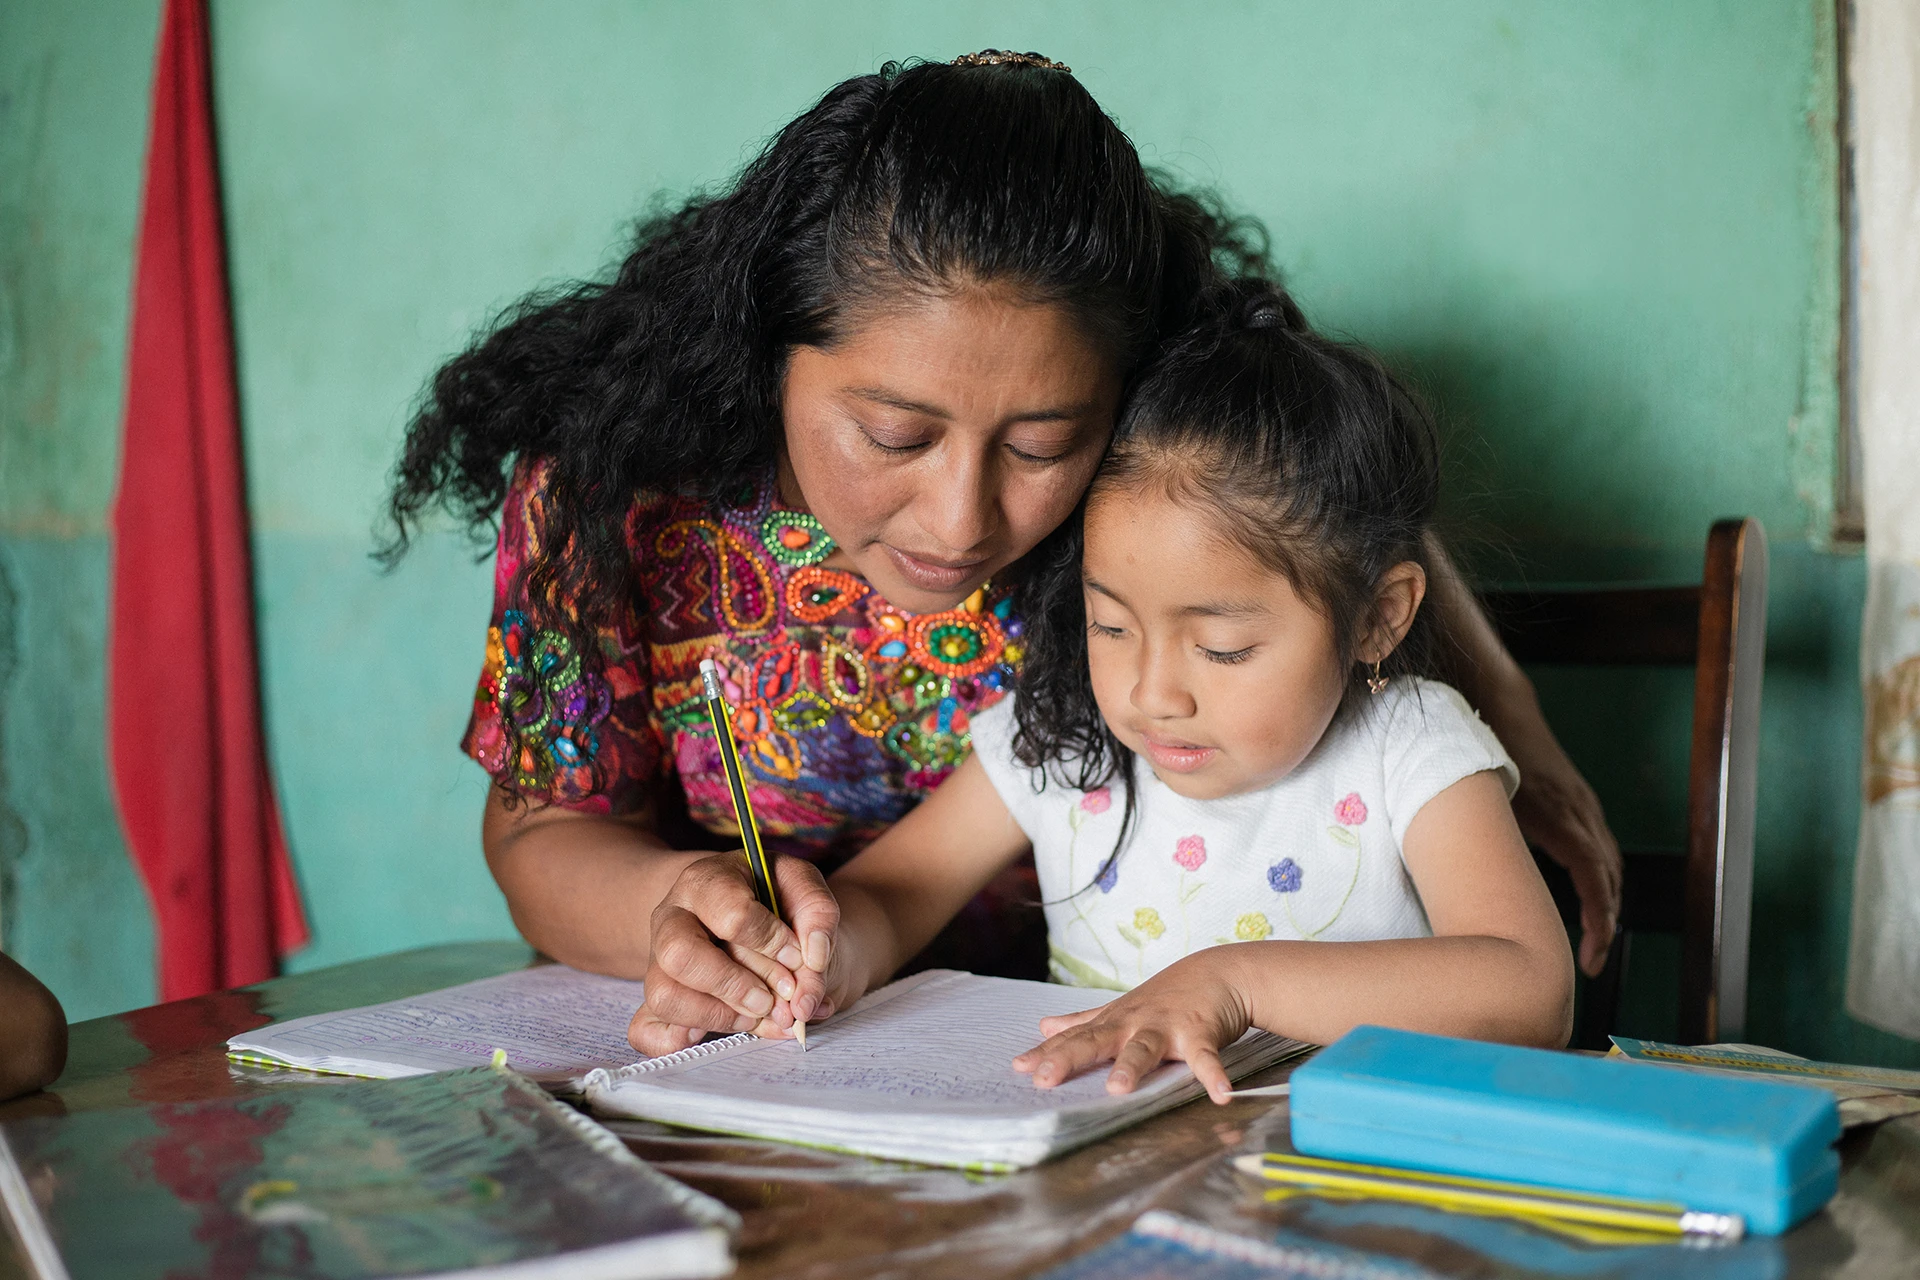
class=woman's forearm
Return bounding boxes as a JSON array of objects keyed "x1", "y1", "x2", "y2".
[
  {"x1": 481, "y1": 789, "x2": 710, "y2": 978},
  {"x1": 1230, "y1": 934, "x2": 1574, "y2": 1049}
]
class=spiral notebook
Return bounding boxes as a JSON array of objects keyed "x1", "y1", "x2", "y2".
[{"x1": 583, "y1": 969, "x2": 1308, "y2": 1170}]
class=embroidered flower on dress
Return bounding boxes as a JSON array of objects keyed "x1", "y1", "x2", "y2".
[
  {"x1": 1235, "y1": 912, "x2": 1273, "y2": 941},
  {"x1": 1268, "y1": 858, "x2": 1303, "y2": 894},
  {"x1": 1096, "y1": 859, "x2": 1120, "y2": 894},
  {"x1": 1173, "y1": 835, "x2": 1207, "y2": 871},
  {"x1": 1133, "y1": 908, "x2": 1166, "y2": 940},
  {"x1": 1081, "y1": 787, "x2": 1112, "y2": 815},
  {"x1": 1334, "y1": 792, "x2": 1368, "y2": 826}
]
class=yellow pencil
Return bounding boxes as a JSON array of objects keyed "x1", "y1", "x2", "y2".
[
  {"x1": 1233, "y1": 1153, "x2": 1744, "y2": 1241},
  {"x1": 700, "y1": 658, "x2": 805, "y2": 1050}
]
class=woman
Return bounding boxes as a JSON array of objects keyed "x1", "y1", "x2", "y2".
[{"x1": 385, "y1": 52, "x2": 1619, "y2": 1054}]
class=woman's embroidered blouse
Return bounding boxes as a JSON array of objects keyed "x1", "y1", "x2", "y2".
[{"x1": 462, "y1": 461, "x2": 1024, "y2": 870}]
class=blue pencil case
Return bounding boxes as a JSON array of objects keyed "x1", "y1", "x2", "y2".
[{"x1": 1288, "y1": 1026, "x2": 1840, "y2": 1234}]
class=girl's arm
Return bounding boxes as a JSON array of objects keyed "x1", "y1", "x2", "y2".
[
  {"x1": 1424, "y1": 535, "x2": 1623, "y2": 977},
  {"x1": 1014, "y1": 769, "x2": 1575, "y2": 1102},
  {"x1": 827, "y1": 754, "x2": 1036, "y2": 997}
]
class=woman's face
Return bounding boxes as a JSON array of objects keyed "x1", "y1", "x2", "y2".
[{"x1": 779, "y1": 286, "x2": 1121, "y2": 614}]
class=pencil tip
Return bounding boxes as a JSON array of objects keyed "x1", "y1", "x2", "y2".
[{"x1": 795, "y1": 1021, "x2": 808, "y2": 1051}]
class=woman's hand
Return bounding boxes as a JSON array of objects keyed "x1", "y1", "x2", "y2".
[
  {"x1": 1502, "y1": 708, "x2": 1624, "y2": 978},
  {"x1": 627, "y1": 852, "x2": 841, "y2": 1056},
  {"x1": 1011, "y1": 951, "x2": 1252, "y2": 1105},
  {"x1": 1421, "y1": 535, "x2": 1623, "y2": 978}
]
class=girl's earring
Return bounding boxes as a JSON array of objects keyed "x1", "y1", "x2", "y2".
[{"x1": 1367, "y1": 660, "x2": 1388, "y2": 695}]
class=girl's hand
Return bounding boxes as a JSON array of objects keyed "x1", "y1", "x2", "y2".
[
  {"x1": 1011, "y1": 951, "x2": 1253, "y2": 1104},
  {"x1": 627, "y1": 851, "x2": 840, "y2": 1056}
]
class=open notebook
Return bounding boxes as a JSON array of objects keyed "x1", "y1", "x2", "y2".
[
  {"x1": 227, "y1": 964, "x2": 647, "y2": 1089},
  {"x1": 583, "y1": 969, "x2": 1309, "y2": 1170}
]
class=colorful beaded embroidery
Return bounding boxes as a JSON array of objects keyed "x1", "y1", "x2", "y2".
[{"x1": 464, "y1": 463, "x2": 1021, "y2": 859}]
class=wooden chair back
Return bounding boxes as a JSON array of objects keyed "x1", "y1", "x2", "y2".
[{"x1": 1481, "y1": 518, "x2": 1768, "y2": 1047}]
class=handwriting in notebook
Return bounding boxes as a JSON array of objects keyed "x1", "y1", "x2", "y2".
[
  {"x1": 641, "y1": 972, "x2": 1135, "y2": 1110},
  {"x1": 249, "y1": 966, "x2": 646, "y2": 1072}
]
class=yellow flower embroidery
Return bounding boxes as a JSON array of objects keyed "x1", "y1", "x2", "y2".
[
  {"x1": 1234, "y1": 912, "x2": 1273, "y2": 941},
  {"x1": 1133, "y1": 908, "x2": 1166, "y2": 940}
]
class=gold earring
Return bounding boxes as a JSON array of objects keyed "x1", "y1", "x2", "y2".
[{"x1": 1367, "y1": 661, "x2": 1388, "y2": 695}]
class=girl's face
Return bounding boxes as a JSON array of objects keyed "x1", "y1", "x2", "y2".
[
  {"x1": 1081, "y1": 482, "x2": 1353, "y2": 801},
  {"x1": 779, "y1": 286, "x2": 1121, "y2": 614}
]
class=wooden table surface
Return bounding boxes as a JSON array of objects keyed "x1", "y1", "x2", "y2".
[{"x1": 5, "y1": 942, "x2": 1917, "y2": 1279}]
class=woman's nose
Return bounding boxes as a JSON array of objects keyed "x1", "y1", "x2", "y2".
[
  {"x1": 915, "y1": 449, "x2": 998, "y2": 554},
  {"x1": 1130, "y1": 643, "x2": 1197, "y2": 721}
]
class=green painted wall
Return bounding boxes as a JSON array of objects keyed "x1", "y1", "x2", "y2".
[{"x1": 4, "y1": 0, "x2": 1908, "y2": 1065}]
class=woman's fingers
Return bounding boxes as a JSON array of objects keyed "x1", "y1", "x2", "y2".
[
  {"x1": 772, "y1": 855, "x2": 840, "y2": 1020},
  {"x1": 1513, "y1": 756, "x2": 1624, "y2": 980},
  {"x1": 628, "y1": 981, "x2": 751, "y2": 1055},
  {"x1": 724, "y1": 939, "x2": 799, "y2": 1006},
  {"x1": 678, "y1": 856, "x2": 802, "y2": 965},
  {"x1": 650, "y1": 903, "x2": 781, "y2": 1022}
]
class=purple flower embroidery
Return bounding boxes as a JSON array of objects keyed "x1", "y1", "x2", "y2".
[
  {"x1": 1081, "y1": 787, "x2": 1112, "y2": 815},
  {"x1": 1173, "y1": 835, "x2": 1207, "y2": 871},
  {"x1": 1096, "y1": 859, "x2": 1119, "y2": 893},
  {"x1": 1334, "y1": 792, "x2": 1368, "y2": 826},
  {"x1": 1268, "y1": 858, "x2": 1303, "y2": 894}
]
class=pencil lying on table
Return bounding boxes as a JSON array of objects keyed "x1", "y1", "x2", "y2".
[
  {"x1": 1233, "y1": 1152, "x2": 1745, "y2": 1241},
  {"x1": 699, "y1": 658, "x2": 805, "y2": 1050}
]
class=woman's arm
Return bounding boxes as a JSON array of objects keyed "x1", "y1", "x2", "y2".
[
  {"x1": 0, "y1": 952, "x2": 67, "y2": 1100},
  {"x1": 483, "y1": 790, "x2": 840, "y2": 1053},
  {"x1": 1424, "y1": 536, "x2": 1623, "y2": 976},
  {"x1": 1015, "y1": 770, "x2": 1575, "y2": 1102}
]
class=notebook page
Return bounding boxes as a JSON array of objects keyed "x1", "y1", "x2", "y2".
[
  {"x1": 595, "y1": 971, "x2": 1169, "y2": 1116},
  {"x1": 227, "y1": 964, "x2": 647, "y2": 1085}
]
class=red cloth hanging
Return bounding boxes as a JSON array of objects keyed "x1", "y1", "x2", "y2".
[{"x1": 109, "y1": 0, "x2": 309, "y2": 1000}]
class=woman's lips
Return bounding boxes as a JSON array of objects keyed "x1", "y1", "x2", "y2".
[
  {"x1": 884, "y1": 545, "x2": 987, "y2": 594},
  {"x1": 1141, "y1": 736, "x2": 1218, "y2": 774}
]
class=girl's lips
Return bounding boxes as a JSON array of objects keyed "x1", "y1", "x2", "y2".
[
  {"x1": 1141, "y1": 737, "x2": 1217, "y2": 774},
  {"x1": 884, "y1": 545, "x2": 987, "y2": 593}
]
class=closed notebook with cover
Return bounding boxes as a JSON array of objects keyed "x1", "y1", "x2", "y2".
[
  {"x1": 583, "y1": 969, "x2": 1308, "y2": 1171},
  {"x1": 1288, "y1": 1026, "x2": 1840, "y2": 1235},
  {"x1": 0, "y1": 1063, "x2": 736, "y2": 1280}
]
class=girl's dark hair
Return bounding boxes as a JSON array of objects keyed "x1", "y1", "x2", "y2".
[
  {"x1": 1013, "y1": 279, "x2": 1444, "y2": 876},
  {"x1": 382, "y1": 56, "x2": 1267, "y2": 662}
]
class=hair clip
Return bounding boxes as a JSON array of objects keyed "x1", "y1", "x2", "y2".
[{"x1": 951, "y1": 49, "x2": 1072, "y2": 73}]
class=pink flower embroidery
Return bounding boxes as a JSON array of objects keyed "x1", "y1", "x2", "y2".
[
  {"x1": 1081, "y1": 787, "x2": 1112, "y2": 815},
  {"x1": 1334, "y1": 792, "x2": 1368, "y2": 826},
  {"x1": 1173, "y1": 835, "x2": 1207, "y2": 871}
]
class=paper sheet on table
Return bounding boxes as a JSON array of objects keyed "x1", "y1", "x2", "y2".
[
  {"x1": 584, "y1": 969, "x2": 1308, "y2": 1169},
  {"x1": 226, "y1": 963, "x2": 647, "y2": 1088}
]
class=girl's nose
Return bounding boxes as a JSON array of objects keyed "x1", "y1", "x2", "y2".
[{"x1": 1129, "y1": 643, "x2": 1197, "y2": 721}]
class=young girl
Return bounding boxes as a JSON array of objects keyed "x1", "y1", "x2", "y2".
[{"x1": 651, "y1": 282, "x2": 1575, "y2": 1095}]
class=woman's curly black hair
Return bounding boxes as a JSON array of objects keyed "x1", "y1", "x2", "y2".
[
  {"x1": 1011, "y1": 278, "x2": 1445, "y2": 887},
  {"x1": 381, "y1": 56, "x2": 1269, "y2": 699}
]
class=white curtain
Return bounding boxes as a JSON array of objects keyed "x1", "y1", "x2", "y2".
[{"x1": 1845, "y1": 0, "x2": 1920, "y2": 1040}]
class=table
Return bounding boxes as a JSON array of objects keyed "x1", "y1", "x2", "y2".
[{"x1": 5, "y1": 942, "x2": 1917, "y2": 1279}]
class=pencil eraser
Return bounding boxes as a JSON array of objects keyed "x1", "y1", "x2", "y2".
[{"x1": 699, "y1": 658, "x2": 717, "y2": 676}]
